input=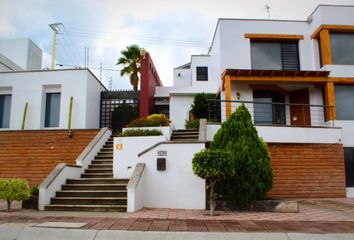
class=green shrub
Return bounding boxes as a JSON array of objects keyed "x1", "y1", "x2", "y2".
[
  {"x1": 127, "y1": 114, "x2": 170, "y2": 127},
  {"x1": 30, "y1": 186, "x2": 39, "y2": 197},
  {"x1": 192, "y1": 149, "x2": 234, "y2": 216},
  {"x1": 185, "y1": 119, "x2": 200, "y2": 129},
  {"x1": 0, "y1": 178, "x2": 30, "y2": 212},
  {"x1": 212, "y1": 104, "x2": 273, "y2": 205},
  {"x1": 191, "y1": 93, "x2": 215, "y2": 119},
  {"x1": 121, "y1": 129, "x2": 163, "y2": 137}
]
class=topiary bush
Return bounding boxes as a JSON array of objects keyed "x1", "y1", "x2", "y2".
[
  {"x1": 121, "y1": 129, "x2": 163, "y2": 137},
  {"x1": 192, "y1": 149, "x2": 234, "y2": 216},
  {"x1": 191, "y1": 93, "x2": 215, "y2": 119},
  {"x1": 211, "y1": 104, "x2": 273, "y2": 205},
  {"x1": 0, "y1": 178, "x2": 30, "y2": 212},
  {"x1": 127, "y1": 114, "x2": 170, "y2": 127},
  {"x1": 185, "y1": 119, "x2": 200, "y2": 129}
]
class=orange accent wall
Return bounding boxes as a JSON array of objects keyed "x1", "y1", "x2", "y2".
[
  {"x1": 0, "y1": 129, "x2": 100, "y2": 186},
  {"x1": 268, "y1": 143, "x2": 346, "y2": 198}
]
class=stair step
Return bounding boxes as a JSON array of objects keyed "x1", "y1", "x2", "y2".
[
  {"x1": 100, "y1": 148, "x2": 113, "y2": 152},
  {"x1": 173, "y1": 129, "x2": 199, "y2": 132},
  {"x1": 67, "y1": 178, "x2": 129, "y2": 184},
  {"x1": 57, "y1": 190, "x2": 127, "y2": 197},
  {"x1": 88, "y1": 164, "x2": 113, "y2": 168},
  {"x1": 95, "y1": 156, "x2": 113, "y2": 160},
  {"x1": 45, "y1": 204, "x2": 126, "y2": 212},
  {"x1": 81, "y1": 173, "x2": 113, "y2": 178},
  {"x1": 51, "y1": 197, "x2": 127, "y2": 205},
  {"x1": 85, "y1": 168, "x2": 113, "y2": 174},
  {"x1": 97, "y1": 152, "x2": 113, "y2": 156},
  {"x1": 62, "y1": 184, "x2": 127, "y2": 190},
  {"x1": 172, "y1": 132, "x2": 199, "y2": 135}
]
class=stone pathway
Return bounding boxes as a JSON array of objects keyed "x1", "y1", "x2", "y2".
[{"x1": 1, "y1": 198, "x2": 354, "y2": 233}]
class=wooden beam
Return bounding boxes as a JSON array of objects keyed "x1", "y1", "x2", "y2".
[
  {"x1": 324, "y1": 81, "x2": 336, "y2": 121},
  {"x1": 330, "y1": 77, "x2": 354, "y2": 84},
  {"x1": 230, "y1": 75, "x2": 328, "y2": 83},
  {"x1": 225, "y1": 75, "x2": 232, "y2": 120},
  {"x1": 319, "y1": 29, "x2": 332, "y2": 66},
  {"x1": 244, "y1": 33, "x2": 304, "y2": 40},
  {"x1": 312, "y1": 24, "x2": 354, "y2": 39}
]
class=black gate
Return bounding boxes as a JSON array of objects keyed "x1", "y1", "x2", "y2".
[{"x1": 100, "y1": 91, "x2": 140, "y2": 131}]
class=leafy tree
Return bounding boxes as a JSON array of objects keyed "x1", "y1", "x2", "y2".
[
  {"x1": 116, "y1": 44, "x2": 144, "y2": 91},
  {"x1": 192, "y1": 149, "x2": 234, "y2": 216},
  {"x1": 191, "y1": 93, "x2": 215, "y2": 119},
  {"x1": 212, "y1": 104, "x2": 273, "y2": 204},
  {"x1": 0, "y1": 178, "x2": 30, "y2": 212},
  {"x1": 112, "y1": 101, "x2": 139, "y2": 130}
]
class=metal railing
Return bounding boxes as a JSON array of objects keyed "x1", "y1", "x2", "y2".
[{"x1": 207, "y1": 99, "x2": 335, "y2": 127}]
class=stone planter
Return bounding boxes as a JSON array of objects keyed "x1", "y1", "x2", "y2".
[{"x1": 22, "y1": 196, "x2": 39, "y2": 210}]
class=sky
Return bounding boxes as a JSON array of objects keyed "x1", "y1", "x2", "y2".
[{"x1": 1, "y1": 0, "x2": 354, "y2": 90}]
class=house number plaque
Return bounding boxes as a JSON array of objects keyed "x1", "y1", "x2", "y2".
[{"x1": 157, "y1": 150, "x2": 167, "y2": 156}]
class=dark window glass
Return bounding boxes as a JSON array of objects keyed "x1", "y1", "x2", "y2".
[
  {"x1": 330, "y1": 33, "x2": 354, "y2": 65},
  {"x1": 0, "y1": 95, "x2": 11, "y2": 128},
  {"x1": 196, "y1": 67, "x2": 208, "y2": 81},
  {"x1": 344, "y1": 148, "x2": 354, "y2": 187},
  {"x1": 251, "y1": 41, "x2": 300, "y2": 70},
  {"x1": 253, "y1": 90, "x2": 285, "y2": 125},
  {"x1": 45, "y1": 93, "x2": 61, "y2": 127},
  {"x1": 334, "y1": 85, "x2": 354, "y2": 120}
]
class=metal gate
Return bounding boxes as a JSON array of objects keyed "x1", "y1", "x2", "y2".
[{"x1": 100, "y1": 91, "x2": 140, "y2": 131}]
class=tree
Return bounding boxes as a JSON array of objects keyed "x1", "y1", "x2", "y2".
[
  {"x1": 116, "y1": 45, "x2": 143, "y2": 91},
  {"x1": 112, "y1": 101, "x2": 139, "y2": 130},
  {"x1": 0, "y1": 178, "x2": 30, "y2": 212},
  {"x1": 191, "y1": 93, "x2": 215, "y2": 119},
  {"x1": 192, "y1": 149, "x2": 234, "y2": 216},
  {"x1": 212, "y1": 104, "x2": 273, "y2": 204}
]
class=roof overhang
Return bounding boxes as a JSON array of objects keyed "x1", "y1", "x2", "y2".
[{"x1": 221, "y1": 69, "x2": 331, "y2": 90}]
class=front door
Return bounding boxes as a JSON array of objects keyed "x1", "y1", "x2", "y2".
[{"x1": 289, "y1": 88, "x2": 311, "y2": 126}]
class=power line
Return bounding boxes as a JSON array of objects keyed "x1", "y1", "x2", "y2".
[{"x1": 56, "y1": 63, "x2": 122, "y2": 72}]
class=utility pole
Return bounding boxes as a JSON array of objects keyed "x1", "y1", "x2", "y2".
[
  {"x1": 99, "y1": 63, "x2": 103, "y2": 82},
  {"x1": 109, "y1": 76, "x2": 112, "y2": 91},
  {"x1": 49, "y1": 23, "x2": 63, "y2": 69}
]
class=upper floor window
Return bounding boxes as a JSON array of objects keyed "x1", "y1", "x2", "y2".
[
  {"x1": 251, "y1": 41, "x2": 300, "y2": 70},
  {"x1": 0, "y1": 95, "x2": 11, "y2": 128},
  {"x1": 45, "y1": 92, "x2": 61, "y2": 128},
  {"x1": 196, "y1": 66, "x2": 208, "y2": 81},
  {"x1": 330, "y1": 33, "x2": 354, "y2": 65}
]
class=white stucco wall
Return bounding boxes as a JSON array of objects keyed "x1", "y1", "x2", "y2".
[
  {"x1": 0, "y1": 69, "x2": 104, "y2": 130},
  {"x1": 138, "y1": 142, "x2": 206, "y2": 209},
  {"x1": 169, "y1": 94, "x2": 195, "y2": 129},
  {"x1": 173, "y1": 68, "x2": 191, "y2": 87}
]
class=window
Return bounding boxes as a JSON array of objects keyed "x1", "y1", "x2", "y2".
[
  {"x1": 253, "y1": 90, "x2": 285, "y2": 125},
  {"x1": 251, "y1": 41, "x2": 300, "y2": 70},
  {"x1": 45, "y1": 93, "x2": 61, "y2": 127},
  {"x1": 0, "y1": 95, "x2": 11, "y2": 128},
  {"x1": 196, "y1": 67, "x2": 208, "y2": 81},
  {"x1": 344, "y1": 148, "x2": 354, "y2": 187},
  {"x1": 335, "y1": 85, "x2": 354, "y2": 120},
  {"x1": 330, "y1": 33, "x2": 354, "y2": 65}
]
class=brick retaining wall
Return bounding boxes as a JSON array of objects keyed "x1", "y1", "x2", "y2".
[
  {"x1": 0, "y1": 129, "x2": 100, "y2": 186},
  {"x1": 268, "y1": 143, "x2": 346, "y2": 198}
]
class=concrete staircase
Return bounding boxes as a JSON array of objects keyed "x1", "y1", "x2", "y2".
[
  {"x1": 170, "y1": 129, "x2": 199, "y2": 141},
  {"x1": 45, "y1": 136, "x2": 129, "y2": 212}
]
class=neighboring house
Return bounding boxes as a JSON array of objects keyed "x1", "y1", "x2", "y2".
[{"x1": 156, "y1": 5, "x2": 354, "y2": 197}]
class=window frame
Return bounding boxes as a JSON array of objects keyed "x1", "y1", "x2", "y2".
[
  {"x1": 196, "y1": 66, "x2": 208, "y2": 81},
  {"x1": 0, "y1": 94, "x2": 12, "y2": 128},
  {"x1": 44, "y1": 92, "x2": 61, "y2": 128}
]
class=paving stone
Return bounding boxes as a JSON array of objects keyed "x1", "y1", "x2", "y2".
[
  {"x1": 34, "y1": 222, "x2": 87, "y2": 228},
  {"x1": 17, "y1": 227, "x2": 97, "y2": 240}
]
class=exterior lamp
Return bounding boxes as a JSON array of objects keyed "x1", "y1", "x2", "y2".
[{"x1": 236, "y1": 91, "x2": 241, "y2": 100}]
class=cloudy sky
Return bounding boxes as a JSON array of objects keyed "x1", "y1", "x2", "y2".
[{"x1": 1, "y1": 0, "x2": 354, "y2": 90}]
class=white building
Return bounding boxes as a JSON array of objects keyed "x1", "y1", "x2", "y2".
[{"x1": 156, "y1": 5, "x2": 354, "y2": 197}]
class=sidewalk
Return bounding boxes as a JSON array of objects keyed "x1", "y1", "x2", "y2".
[{"x1": 0, "y1": 198, "x2": 354, "y2": 234}]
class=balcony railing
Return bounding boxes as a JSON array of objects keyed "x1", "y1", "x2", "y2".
[{"x1": 207, "y1": 100, "x2": 335, "y2": 127}]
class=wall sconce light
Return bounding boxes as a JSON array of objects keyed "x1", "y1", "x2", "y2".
[
  {"x1": 177, "y1": 73, "x2": 181, "y2": 77},
  {"x1": 236, "y1": 91, "x2": 241, "y2": 100}
]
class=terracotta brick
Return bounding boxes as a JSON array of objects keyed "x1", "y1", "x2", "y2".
[
  {"x1": 267, "y1": 143, "x2": 346, "y2": 198},
  {"x1": 0, "y1": 129, "x2": 100, "y2": 186}
]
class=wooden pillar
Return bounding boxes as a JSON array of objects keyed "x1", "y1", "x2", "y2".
[
  {"x1": 324, "y1": 81, "x2": 336, "y2": 120},
  {"x1": 319, "y1": 29, "x2": 332, "y2": 66},
  {"x1": 225, "y1": 75, "x2": 231, "y2": 119}
]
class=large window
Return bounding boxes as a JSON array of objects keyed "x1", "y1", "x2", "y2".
[
  {"x1": 0, "y1": 95, "x2": 11, "y2": 128},
  {"x1": 251, "y1": 41, "x2": 300, "y2": 70},
  {"x1": 330, "y1": 33, "x2": 354, "y2": 65},
  {"x1": 45, "y1": 92, "x2": 61, "y2": 127},
  {"x1": 253, "y1": 90, "x2": 285, "y2": 125},
  {"x1": 335, "y1": 85, "x2": 354, "y2": 120},
  {"x1": 196, "y1": 66, "x2": 208, "y2": 81}
]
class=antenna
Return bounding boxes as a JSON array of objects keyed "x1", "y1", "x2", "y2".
[
  {"x1": 109, "y1": 76, "x2": 113, "y2": 91},
  {"x1": 99, "y1": 63, "x2": 103, "y2": 82},
  {"x1": 265, "y1": 4, "x2": 271, "y2": 19},
  {"x1": 49, "y1": 23, "x2": 63, "y2": 69}
]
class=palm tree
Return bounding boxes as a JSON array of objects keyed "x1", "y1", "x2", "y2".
[{"x1": 116, "y1": 44, "x2": 143, "y2": 91}]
